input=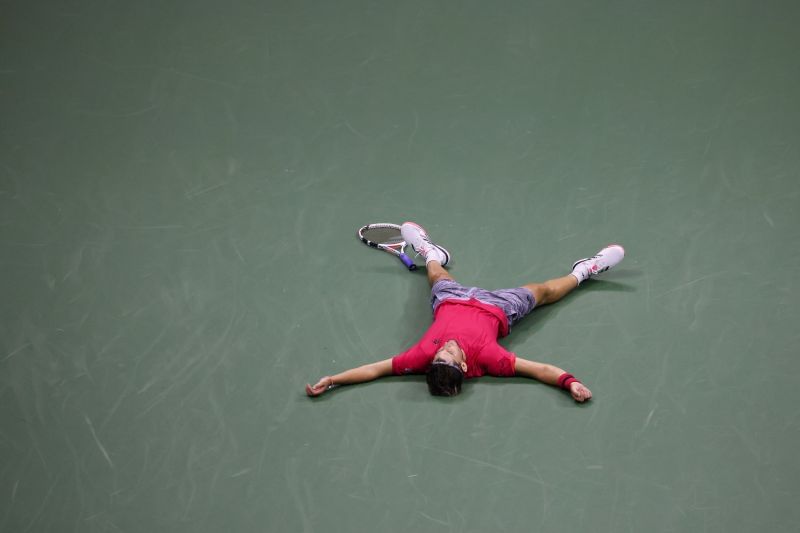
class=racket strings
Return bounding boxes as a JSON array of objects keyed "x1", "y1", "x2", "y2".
[
  {"x1": 358, "y1": 222, "x2": 417, "y2": 271},
  {"x1": 362, "y1": 227, "x2": 403, "y2": 246}
]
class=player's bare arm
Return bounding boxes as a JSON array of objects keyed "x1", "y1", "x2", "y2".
[
  {"x1": 514, "y1": 357, "x2": 593, "y2": 402},
  {"x1": 306, "y1": 358, "x2": 392, "y2": 397}
]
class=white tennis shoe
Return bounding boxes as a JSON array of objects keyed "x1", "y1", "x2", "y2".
[
  {"x1": 401, "y1": 222, "x2": 450, "y2": 266},
  {"x1": 571, "y1": 244, "x2": 625, "y2": 282}
]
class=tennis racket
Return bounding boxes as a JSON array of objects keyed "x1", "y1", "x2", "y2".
[{"x1": 357, "y1": 223, "x2": 417, "y2": 271}]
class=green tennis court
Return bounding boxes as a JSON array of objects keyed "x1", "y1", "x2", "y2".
[{"x1": 1, "y1": 1, "x2": 799, "y2": 531}]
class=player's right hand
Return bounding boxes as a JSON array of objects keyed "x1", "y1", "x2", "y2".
[{"x1": 306, "y1": 376, "x2": 332, "y2": 397}]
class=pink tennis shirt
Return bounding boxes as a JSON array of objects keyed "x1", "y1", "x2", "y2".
[{"x1": 391, "y1": 299, "x2": 517, "y2": 378}]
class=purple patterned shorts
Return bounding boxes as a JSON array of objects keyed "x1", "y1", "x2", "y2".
[{"x1": 430, "y1": 280, "x2": 537, "y2": 328}]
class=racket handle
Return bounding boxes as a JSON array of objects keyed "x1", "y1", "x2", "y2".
[{"x1": 399, "y1": 254, "x2": 417, "y2": 271}]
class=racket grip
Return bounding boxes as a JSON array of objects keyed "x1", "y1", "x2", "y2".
[{"x1": 399, "y1": 254, "x2": 417, "y2": 271}]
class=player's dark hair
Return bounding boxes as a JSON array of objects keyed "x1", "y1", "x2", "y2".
[{"x1": 426, "y1": 364, "x2": 463, "y2": 396}]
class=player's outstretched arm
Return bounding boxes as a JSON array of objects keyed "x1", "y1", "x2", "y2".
[
  {"x1": 306, "y1": 358, "x2": 393, "y2": 397},
  {"x1": 514, "y1": 357, "x2": 593, "y2": 402}
]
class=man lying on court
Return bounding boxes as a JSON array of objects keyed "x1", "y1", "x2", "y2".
[{"x1": 306, "y1": 222, "x2": 624, "y2": 401}]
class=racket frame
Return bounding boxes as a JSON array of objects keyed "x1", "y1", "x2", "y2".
[{"x1": 357, "y1": 223, "x2": 417, "y2": 271}]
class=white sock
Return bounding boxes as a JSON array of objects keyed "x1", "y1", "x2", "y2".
[
  {"x1": 571, "y1": 263, "x2": 589, "y2": 284},
  {"x1": 425, "y1": 248, "x2": 446, "y2": 265}
]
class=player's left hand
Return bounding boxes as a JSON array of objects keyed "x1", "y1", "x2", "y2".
[
  {"x1": 569, "y1": 382, "x2": 592, "y2": 402},
  {"x1": 306, "y1": 376, "x2": 333, "y2": 397}
]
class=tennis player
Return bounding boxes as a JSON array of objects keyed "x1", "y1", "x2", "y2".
[{"x1": 306, "y1": 222, "x2": 624, "y2": 402}]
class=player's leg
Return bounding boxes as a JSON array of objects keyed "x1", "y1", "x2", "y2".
[
  {"x1": 523, "y1": 274, "x2": 579, "y2": 306},
  {"x1": 524, "y1": 244, "x2": 625, "y2": 306},
  {"x1": 426, "y1": 260, "x2": 454, "y2": 287}
]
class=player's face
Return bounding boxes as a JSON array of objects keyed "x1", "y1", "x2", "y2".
[{"x1": 433, "y1": 339, "x2": 467, "y2": 372}]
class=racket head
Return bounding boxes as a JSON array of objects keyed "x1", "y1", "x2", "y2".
[
  {"x1": 358, "y1": 223, "x2": 404, "y2": 248},
  {"x1": 357, "y1": 223, "x2": 417, "y2": 270}
]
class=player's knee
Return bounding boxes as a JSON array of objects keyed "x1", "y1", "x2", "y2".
[
  {"x1": 541, "y1": 285, "x2": 556, "y2": 305},
  {"x1": 426, "y1": 365, "x2": 463, "y2": 396},
  {"x1": 527, "y1": 283, "x2": 551, "y2": 305},
  {"x1": 431, "y1": 272, "x2": 452, "y2": 285}
]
